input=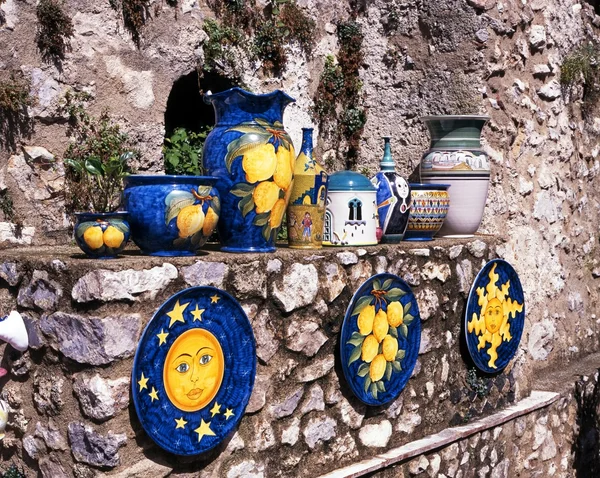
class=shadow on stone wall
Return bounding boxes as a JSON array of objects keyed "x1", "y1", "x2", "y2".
[{"x1": 573, "y1": 370, "x2": 600, "y2": 477}]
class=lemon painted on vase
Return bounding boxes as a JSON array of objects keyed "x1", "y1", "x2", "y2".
[{"x1": 286, "y1": 128, "x2": 329, "y2": 249}]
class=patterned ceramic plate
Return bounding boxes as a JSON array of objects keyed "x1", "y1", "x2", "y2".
[
  {"x1": 132, "y1": 287, "x2": 256, "y2": 455},
  {"x1": 340, "y1": 273, "x2": 421, "y2": 406},
  {"x1": 465, "y1": 259, "x2": 525, "y2": 374}
]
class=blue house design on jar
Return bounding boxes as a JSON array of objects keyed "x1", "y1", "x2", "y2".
[{"x1": 323, "y1": 171, "x2": 378, "y2": 246}]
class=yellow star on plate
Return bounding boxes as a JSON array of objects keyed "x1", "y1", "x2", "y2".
[
  {"x1": 175, "y1": 417, "x2": 187, "y2": 429},
  {"x1": 210, "y1": 294, "x2": 220, "y2": 304},
  {"x1": 167, "y1": 300, "x2": 189, "y2": 328},
  {"x1": 194, "y1": 419, "x2": 216, "y2": 443},
  {"x1": 138, "y1": 373, "x2": 149, "y2": 392},
  {"x1": 224, "y1": 408, "x2": 234, "y2": 420},
  {"x1": 191, "y1": 305, "x2": 205, "y2": 322},
  {"x1": 149, "y1": 387, "x2": 159, "y2": 402},
  {"x1": 209, "y1": 402, "x2": 221, "y2": 417},
  {"x1": 156, "y1": 329, "x2": 169, "y2": 346}
]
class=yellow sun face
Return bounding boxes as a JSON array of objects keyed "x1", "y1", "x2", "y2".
[
  {"x1": 163, "y1": 329, "x2": 224, "y2": 412},
  {"x1": 484, "y1": 297, "x2": 503, "y2": 334}
]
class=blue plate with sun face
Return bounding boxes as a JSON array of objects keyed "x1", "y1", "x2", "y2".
[
  {"x1": 465, "y1": 259, "x2": 525, "y2": 374},
  {"x1": 132, "y1": 287, "x2": 256, "y2": 456},
  {"x1": 340, "y1": 273, "x2": 421, "y2": 406}
]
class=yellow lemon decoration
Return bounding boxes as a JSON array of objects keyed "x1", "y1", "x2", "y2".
[
  {"x1": 373, "y1": 309, "x2": 389, "y2": 343},
  {"x1": 202, "y1": 207, "x2": 219, "y2": 236},
  {"x1": 387, "y1": 301, "x2": 404, "y2": 327},
  {"x1": 103, "y1": 225, "x2": 124, "y2": 248},
  {"x1": 177, "y1": 205, "x2": 205, "y2": 238},
  {"x1": 269, "y1": 198, "x2": 286, "y2": 229},
  {"x1": 253, "y1": 181, "x2": 280, "y2": 214},
  {"x1": 273, "y1": 146, "x2": 293, "y2": 190},
  {"x1": 242, "y1": 143, "x2": 277, "y2": 183},
  {"x1": 369, "y1": 354, "x2": 386, "y2": 382},
  {"x1": 83, "y1": 226, "x2": 104, "y2": 250},
  {"x1": 361, "y1": 334, "x2": 379, "y2": 363},
  {"x1": 357, "y1": 305, "x2": 376, "y2": 335},
  {"x1": 382, "y1": 335, "x2": 399, "y2": 362}
]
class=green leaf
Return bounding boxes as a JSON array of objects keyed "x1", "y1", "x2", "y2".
[
  {"x1": 196, "y1": 185, "x2": 213, "y2": 197},
  {"x1": 400, "y1": 324, "x2": 408, "y2": 338},
  {"x1": 382, "y1": 278, "x2": 393, "y2": 290},
  {"x1": 190, "y1": 230, "x2": 204, "y2": 247},
  {"x1": 373, "y1": 279, "x2": 382, "y2": 291},
  {"x1": 227, "y1": 122, "x2": 270, "y2": 134},
  {"x1": 211, "y1": 195, "x2": 221, "y2": 215},
  {"x1": 396, "y1": 349, "x2": 406, "y2": 360},
  {"x1": 164, "y1": 191, "x2": 195, "y2": 226},
  {"x1": 224, "y1": 132, "x2": 271, "y2": 172},
  {"x1": 404, "y1": 314, "x2": 414, "y2": 325},
  {"x1": 262, "y1": 223, "x2": 272, "y2": 242},
  {"x1": 385, "y1": 361, "x2": 393, "y2": 381},
  {"x1": 392, "y1": 361, "x2": 402, "y2": 372},
  {"x1": 370, "y1": 383, "x2": 378, "y2": 399},
  {"x1": 376, "y1": 381, "x2": 386, "y2": 392},
  {"x1": 403, "y1": 302, "x2": 412, "y2": 315},
  {"x1": 85, "y1": 158, "x2": 103, "y2": 175},
  {"x1": 65, "y1": 158, "x2": 83, "y2": 173},
  {"x1": 364, "y1": 376, "x2": 372, "y2": 393},
  {"x1": 389, "y1": 326, "x2": 398, "y2": 338},
  {"x1": 110, "y1": 221, "x2": 129, "y2": 234},
  {"x1": 253, "y1": 212, "x2": 270, "y2": 227},
  {"x1": 241, "y1": 195, "x2": 255, "y2": 217},
  {"x1": 75, "y1": 221, "x2": 95, "y2": 239},
  {"x1": 348, "y1": 345, "x2": 361, "y2": 365},
  {"x1": 386, "y1": 288, "x2": 406, "y2": 300},
  {"x1": 357, "y1": 363, "x2": 370, "y2": 377},
  {"x1": 351, "y1": 295, "x2": 374, "y2": 317},
  {"x1": 230, "y1": 183, "x2": 255, "y2": 197},
  {"x1": 347, "y1": 332, "x2": 365, "y2": 347}
]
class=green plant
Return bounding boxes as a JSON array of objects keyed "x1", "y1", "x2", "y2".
[
  {"x1": 313, "y1": 55, "x2": 344, "y2": 120},
  {"x1": 254, "y1": 20, "x2": 287, "y2": 72},
  {"x1": 466, "y1": 368, "x2": 489, "y2": 398},
  {"x1": 2, "y1": 464, "x2": 26, "y2": 478},
  {"x1": 110, "y1": 0, "x2": 151, "y2": 46},
  {"x1": 0, "y1": 190, "x2": 15, "y2": 222},
  {"x1": 561, "y1": 42, "x2": 600, "y2": 114},
  {"x1": 62, "y1": 91, "x2": 137, "y2": 213},
  {"x1": 278, "y1": 2, "x2": 315, "y2": 53},
  {"x1": 341, "y1": 107, "x2": 366, "y2": 136},
  {"x1": 0, "y1": 72, "x2": 35, "y2": 151},
  {"x1": 36, "y1": 0, "x2": 74, "y2": 62},
  {"x1": 163, "y1": 127, "x2": 212, "y2": 176},
  {"x1": 202, "y1": 19, "x2": 244, "y2": 80}
]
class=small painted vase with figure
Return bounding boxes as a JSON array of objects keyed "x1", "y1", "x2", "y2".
[
  {"x1": 286, "y1": 128, "x2": 329, "y2": 249},
  {"x1": 371, "y1": 137, "x2": 411, "y2": 243}
]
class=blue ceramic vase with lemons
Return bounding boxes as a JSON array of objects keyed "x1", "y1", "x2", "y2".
[
  {"x1": 202, "y1": 87, "x2": 296, "y2": 253},
  {"x1": 74, "y1": 211, "x2": 130, "y2": 259}
]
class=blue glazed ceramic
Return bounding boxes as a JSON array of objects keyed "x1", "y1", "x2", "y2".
[
  {"x1": 465, "y1": 260, "x2": 525, "y2": 374},
  {"x1": 74, "y1": 211, "x2": 130, "y2": 259},
  {"x1": 340, "y1": 273, "x2": 421, "y2": 406},
  {"x1": 203, "y1": 87, "x2": 296, "y2": 253},
  {"x1": 132, "y1": 286, "x2": 256, "y2": 456},
  {"x1": 404, "y1": 183, "x2": 450, "y2": 241},
  {"x1": 371, "y1": 137, "x2": 411, "y2": 243},
  {"x1": 123, "y1": 175, "x2": 220, "y2": 256}
]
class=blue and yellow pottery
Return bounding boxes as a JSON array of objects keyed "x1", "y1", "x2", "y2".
[
  {"x1": 123, "y1": 175, "x2": 220, "y2": 256},
  {"x1": 202, "y1": 87, "x2": 295, "y2": 253},
  {"x1": 74, "y1": 211, "x2": 130, "y2": 259}
]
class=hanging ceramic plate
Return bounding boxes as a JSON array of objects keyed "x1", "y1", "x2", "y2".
[
  {"x1": 340, "y1": 273, "x2": 421, "y2": 406},
  {"x1": 465, "y1": 259, "x2": 525, "y2": 374},
  {"x1": 132, "y1": 286, "x2": 256, "y2": 456}
]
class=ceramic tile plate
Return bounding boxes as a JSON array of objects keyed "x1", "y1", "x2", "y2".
[
  {"x1": 340, "y1": 273, "x2": 421, "y2": 406},
  {"x1": 132, "y1": 287, "x2": 256, "y2": 455},
  {"x1": 465, "y1": 259, "x2": 525, "y2": 374}
]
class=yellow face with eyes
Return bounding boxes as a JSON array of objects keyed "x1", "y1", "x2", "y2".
[
  {"x1": 484, "y1": 297, "x2": 503, "y2": 334},
  {"x1": 163, "y1": 328, "x2": 225, "y2": 412}
]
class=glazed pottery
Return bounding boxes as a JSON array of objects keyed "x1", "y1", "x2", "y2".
[
  {"x1": 323, "y1": 171, "x2": 378, "y2": 246},
  {"x1": 132, "y1": 286, "x2": 256, "y2": 455},
  {"x1": 404, "y1": 183, "x2": 450, "y2": 241},
  {"x1": 74, "y1": 211, "x2": 130, "y2": 258},
  {"x1": 340, "y1": 273, "x2": 421, "y2": 406},
  {"x1": 123, "y1": 175, "x2": 220, "y2": 256},
  {"x1": 286, "y1": 128, "x2": 329, "y2": 249},
  {"x1": 420, "y1": 115, "x2": 490, "y2": 237},
  {"x1": 203, "y1": 87, "x2": 296, "y2": 252},
  {"x1": 371, "y1": 137, "x2": 411, "y2": 243},
  {"x1": 465, "y1": 260, "x2": 525, "y2": 374},
  {"x1": 0, "y1": 310, "x2": 28, "y2": 352}
]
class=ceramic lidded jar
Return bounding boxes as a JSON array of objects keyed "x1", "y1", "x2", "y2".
[
  {"x1": 323, "y1": 171, "x2": 378, "y2": 246},
  {"x1": 202, "y1": 87, "x2": 296, "y2": 252},
  {"x1": 420, "y1": 115, "x2": 490, "y2": 237},
  {"x1": 370, "y1": 137, "x2": 411, "y2": 243},
  {"x1": 286, "y1": 128, "x2": 329, "y2": 249}
]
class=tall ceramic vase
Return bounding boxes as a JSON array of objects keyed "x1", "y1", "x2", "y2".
[
  {"x1": 420, "y1": 115, "x2": 490, "y2": 237},
  {"x1": 286, "y1": 128, "x2": 328, "y2": 249},
  {"x1": 203, "y1": 87, "x2": 296, "y2": 252},
  {"x1": 371, "y1": 137, "x2": 411, "y2": 243}
]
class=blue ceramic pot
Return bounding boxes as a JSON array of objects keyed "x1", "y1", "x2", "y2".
[
  {"x1": 123, "y1": 175, "x2": 220, "y2": 256},
  {"x1": 404, "y1": 183, "x2": 450, "y2": 241},
  {"x1": 203, "y1": 87, "x2": 296, "y2": 253},
  {"x1": 74, "y1": 211, "x2": 130, "y2": 259}
]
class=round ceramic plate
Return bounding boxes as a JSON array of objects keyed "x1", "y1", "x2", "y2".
[
  {"x1": 340, "y1": 273, "x2": 421, "y2": 406},
  {"x1": 132, "y1": 287, "x2": 256, "y2": 456},
  {"x1": 465, "y1": 259, "x2": 525, "y2": 374}
]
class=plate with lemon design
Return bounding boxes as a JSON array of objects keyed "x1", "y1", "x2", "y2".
[{"x1": 341, "y1": 273, "x2": 421, "y2": 406}]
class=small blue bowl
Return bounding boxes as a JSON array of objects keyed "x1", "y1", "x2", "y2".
[
  {"x1": 123, "y1": 175, "x2": 220, "y2": 256},
  {"x1": 74, "y1": 211, "x2": 130, "y2": 259}
]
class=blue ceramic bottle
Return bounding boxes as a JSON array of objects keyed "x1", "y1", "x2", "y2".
[
  {"x1": 202, "y1": 88, "x2": 296, "y2": 252},
  {"x1": 371, "y1": 137, "x2": 411, "y2": 243}
]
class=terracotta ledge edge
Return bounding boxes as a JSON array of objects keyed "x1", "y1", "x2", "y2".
[{"x1": 317, "y1": 390, "x2": 560, "y2": 478}]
